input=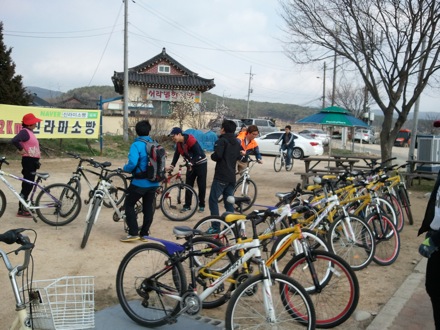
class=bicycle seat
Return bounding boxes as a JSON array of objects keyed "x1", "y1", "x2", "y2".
[
  {"x1": 173, "y1": 226, "x2": 203, "y2": 238},
  {"x1": 35, "y1": 173, "x2": 50, "y2": 179}
]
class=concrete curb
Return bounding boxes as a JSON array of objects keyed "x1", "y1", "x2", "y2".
[{"x1": 366, "y1": 258, "x2": 427, "y2": 330}]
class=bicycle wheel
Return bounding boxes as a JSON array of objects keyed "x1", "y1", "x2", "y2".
[
  {"x1": 160, "y1": 183, "x2": 199, "y2": 221},
  {"x1": 270, "y1": 229, "x2": 329, "y2": 273},
  {"x1": 365, "y1": 212, "x2": 400, "y2": 266},
  {"x1": 0, "y1": 189, "x2": 6, "y2": 218},
  {"x1": 225, "y1": 272, "x2": 316, "y2": 330},
  {"x1": 36, "y1": 183, "x2": 81, "y2": 226},
  {"x1": 81, "y1": 197, "x2": 102, "y2": 249},
  {"x1": 66, "y1": 177, "x2": 81, "y2": 198},
  {"x1": 398, "y1": 186, "x2": 414, "y2": 225},
  {"x1": 382, "y1": 192, "x2": 404, "y2": 232},
  {"x1": 274, "y1": 155, "x2": 283, "y2": 172},
  {"x1": 283, "y1": 250, "x2": 359, "y2": 328},
  {"x1": 193, "y1": 216, "x2": 237, "y2": 246},
  {"x1": 116, "y1": 243, "x2": 187, "y2": 328},
  {"x1": 189, "y1": 237, "x2": 237, "y2": 309},
  {"x1": 327, "y1": 215, "x2": 375, "y2": 271},
  {"x1": 234, "y1": 178, "x2": 257, "y2": 212},
  {"x1": 103, "y1": 173, "x2": 128, "y2": 208}
]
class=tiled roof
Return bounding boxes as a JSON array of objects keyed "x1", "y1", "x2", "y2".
[{"x1": 112, "y1": 47, "x2": 215, "y2": 94}]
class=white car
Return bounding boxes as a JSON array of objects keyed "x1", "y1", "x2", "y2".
[
  {"x1": 298, "y1": 129, "x2": 330, "y2": 146},
  {"x1": 255, "y1": 132, "x2": 324, "y2": 159}
]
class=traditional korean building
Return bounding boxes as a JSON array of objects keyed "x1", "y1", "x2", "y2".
[{"x1": 111, "y1": 47, "x2": 215, "y2": 117}]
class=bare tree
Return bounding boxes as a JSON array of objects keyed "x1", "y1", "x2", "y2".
[
  {"x1": 279, "y1": 0, "x2": 440, "y2": 160},
  {"x1": 169, "y1": 93, "x2": 198, "y2": 129},
  {"x1": 327, "y1": 82, "x2": 368, "y2": 119}
]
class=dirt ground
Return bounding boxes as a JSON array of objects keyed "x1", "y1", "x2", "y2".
[{"x1": 0, "y1": 154, "x2": 428, "y2": 329}]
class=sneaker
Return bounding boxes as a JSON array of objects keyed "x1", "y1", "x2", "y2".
[
  {"x1": 17, "y1": 210, "x2": 32, "y2": 218},
  {"x1": 180, "y1": 206, "x2": 191, "y2": 213},
  {"x1": 206, "y1": 227, "x2": 220, "y2": 235},
  {"x1": 286, "y1": 165, "x2": 292, "y2": 170},
  {"x1": 120, "y1": 235, "x2": 140, "y2": 242},
  {"x1": 419, "y1": 237, "x2": 438, "y2": 258},
  {"x1": 198, "y1": 207, "x2": 205, "y2": 213},
  {"x1": 140, "y1": 236, "x2": 149, "y2": 242}
]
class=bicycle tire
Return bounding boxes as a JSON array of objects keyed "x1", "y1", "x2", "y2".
[
  {"x1": 81, "y1": 197, "x2": 102, "y2": 249},
  {"x1": 160, "y1": 183, "x2": 199, "y2": 221},
  {"x1": 189, "y1": 237, "x2": 237, "y2": 309},
  {"x1": 282, "y1": 250, "x2": 359, "y2": 328},
  {"x1": 116, "y1": 243, "x2": 187, "y2": 327},
  {"x1": 382, "y1": 192, "x2": 404, "y2": 232},
  {"x1": 270, "y1": 229, "x2": 329, "y2": 273},
  {"x1": 36, "y1": 183, "x2": 81, "y2": 226},
  {"x1": 66, "y1": 177, "x2": 81, "y2": 198},
  {"x1": 193, "y1": 216, "x2": 238, "y2": 246},
  {"x1": 233, "y1": 178, "x2": 257, "y2": 212},
  {"x1": 365, "y1": 212, "x2": 400, "y2": 266},
  {"x1": 274, "y1": 155, "x2": 283, "y2": 172},
  {"x1": 0, "y1": 189, "x2": 6, "y2": 218},
  {"x1": 398, "y1": 186, "x2": 414, "y2": 225},
  {"x1": 327, "y1": 215, "x2": 375, "y2": 271},
  {"x1": 103, "y1": 173, "x2": 127, "y2": 208},
  {"x1": 225, "y1": 272, "x2": 316, "y2": 330}
]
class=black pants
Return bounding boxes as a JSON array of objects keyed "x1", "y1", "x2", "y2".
[
  {"x1": 426, "y1": 249, "x2": 440, "y2": 329},
  {"x1": 124, "y1": 184, "x2": 156, "y2": 237},
  {"x1": 185, "y1": 162, "x2": 207, "y2": 208},
  {"x1": 20, "y1": 157, "x2": 40, "y2": 201}
]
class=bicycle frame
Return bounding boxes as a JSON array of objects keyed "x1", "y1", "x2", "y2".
[
  {"x1": 145, "y1": 232, "x2": 276, "y2": 318},
  {"x1": 85, "y1": 179, "x2": 121, "y2": 225},
  {"x1": 0, "y1": 170, "x2": 61, "y2": 221}
]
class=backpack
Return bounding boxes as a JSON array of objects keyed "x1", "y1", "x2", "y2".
[{"x1": 134, "y1": 138, "x2": 166, "y2": 182}]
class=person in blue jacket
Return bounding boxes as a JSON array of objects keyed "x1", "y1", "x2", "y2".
[{"x1": 121, "y1": 120, "x2": 159, "y2": 242}]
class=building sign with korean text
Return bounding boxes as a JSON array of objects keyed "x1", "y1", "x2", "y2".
[
  {"x1": 146, "y1": 89, "x2": 201, "y2": 103},
  {"x1": 0, "y1": 104, "x2": 100, "y2": 139}
]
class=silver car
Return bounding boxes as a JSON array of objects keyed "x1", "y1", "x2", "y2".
[
  {"x1": 298, "y1": 129, "x2": 330, "y2": 146},
  {"x1": 354, "y1": 128, "x2": 375, "y2": 144}
]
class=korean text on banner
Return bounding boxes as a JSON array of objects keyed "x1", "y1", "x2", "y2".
[{"x1": 0, "y1": 104, "x2": 101, "y2": 139}]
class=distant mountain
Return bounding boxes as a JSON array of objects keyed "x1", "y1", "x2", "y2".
[{"x1": 26, "y1": 86, "x2": 64, "y2": 99}]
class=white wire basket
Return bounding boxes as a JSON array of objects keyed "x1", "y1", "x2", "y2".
[{"x1": 24, "y1": 276, "x2": 95, "y2": 330}]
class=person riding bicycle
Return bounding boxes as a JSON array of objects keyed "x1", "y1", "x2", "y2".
[
  {"x1": 11, "y1": 113, "x2": 42, "y2": 217},
  {"x1": 121, "y1": 120, "x2": 159, "y2": 242},
  {"x1": 166, "y1": 127, "x2": 207, "y2": 213},
  {"x1": 275, "y1": 125, "x2": 297, "y2": 170},
  {"x1": 237, "y1": 125, "x2": 263, "y2": 174}
]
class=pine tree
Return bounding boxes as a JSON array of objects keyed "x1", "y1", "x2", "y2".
[{"x1": 0, "y1": 21, "x2": 31, "y2": 105}]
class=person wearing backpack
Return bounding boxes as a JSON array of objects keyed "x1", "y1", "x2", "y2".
[
  {"x1": 166, "y1": 127, "x2": 207, "y2": 213},
  {"x1": 120, "y1": 120, "x2": 159, "y2": 242}
]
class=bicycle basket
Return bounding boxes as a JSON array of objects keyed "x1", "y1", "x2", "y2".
[{"x1": 23, "y1": 276, "x2": 95, "y2": 330}]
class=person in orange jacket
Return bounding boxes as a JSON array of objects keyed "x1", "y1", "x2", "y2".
[{"x1": 237, "y1": 125, "x2": 263, "y2": 173}]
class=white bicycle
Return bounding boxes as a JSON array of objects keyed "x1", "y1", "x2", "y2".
[{"x1": 274, "y1": 148, "x2": 294, "y2": 172}]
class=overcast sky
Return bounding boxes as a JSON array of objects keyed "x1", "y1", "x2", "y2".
[{"x1": 2, "y1": 0, "x2": 440, "y2": 113}]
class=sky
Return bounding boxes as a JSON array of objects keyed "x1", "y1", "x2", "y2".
[{"x1": 2, "y1": 0, "x2": 440, "y2": 113}]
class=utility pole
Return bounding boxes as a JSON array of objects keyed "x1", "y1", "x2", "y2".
[
  {"x1": 322, "y1": 62, "x2": 326, "y2": 109},
  {"x1": 246, "y1": 66, "x2": 254, "y2": 118},
  {"x1": 331, "y1": 52, "x2": 337, "y2": 106},
  {"x1": 122, "y1": 0, "x2": 129, "y2": 142},
  {"x1": 409, "y1": 38, "x2": 426, "y2": 161}
]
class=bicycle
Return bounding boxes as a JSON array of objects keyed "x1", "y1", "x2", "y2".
[
  {"x1": 159, "y1": 161, "x2": 199, "y2": 221},
  {"x1": 0, "y1": 228, "x2": 95, "y2": 330},
  {"x1": 80, "y1": 159, "x2": 143, "y2": 248},
  {"x1": 0, "y1": 157, "x2": 81, "y2": 226},
  {"x1": 116, "y1": 221, "x2": 316, "y2": 329},
  {"x1": 66, "y1": 152, "x2": 127, "y2": 208},
  {"x1": 274, "y1": 148, "x2": 293, "y2": 172}
]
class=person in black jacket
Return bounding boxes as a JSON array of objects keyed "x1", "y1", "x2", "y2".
[
  {"x1": 418, "y1": 120, "x2": 440, "y2": 329},
  {"x1": 275, "y1": 125, "x2": 297, "y2": 170},
  {"x1": 208, "y1": 120, "x2": 241, "y2": 233}
]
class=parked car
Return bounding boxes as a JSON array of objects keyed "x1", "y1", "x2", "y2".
[
  {"x1": 255, "y1": 132, "x2": 324, "y2": 159},
  {"x1": 211, "y1": 118, "x2": 243, "y2": 136},
  {"x1": 241, "y1": 118, "x2": 279, "y2": 135},
  {"x1": 394, "y1": 129, "x2": 411, "y2": 147},
  {"x1": 353, "y1": 128, "x2": 376, "y2": 144},
  {"x1": 298, "y1": 129, "x2": 330, "y2": 145}
]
